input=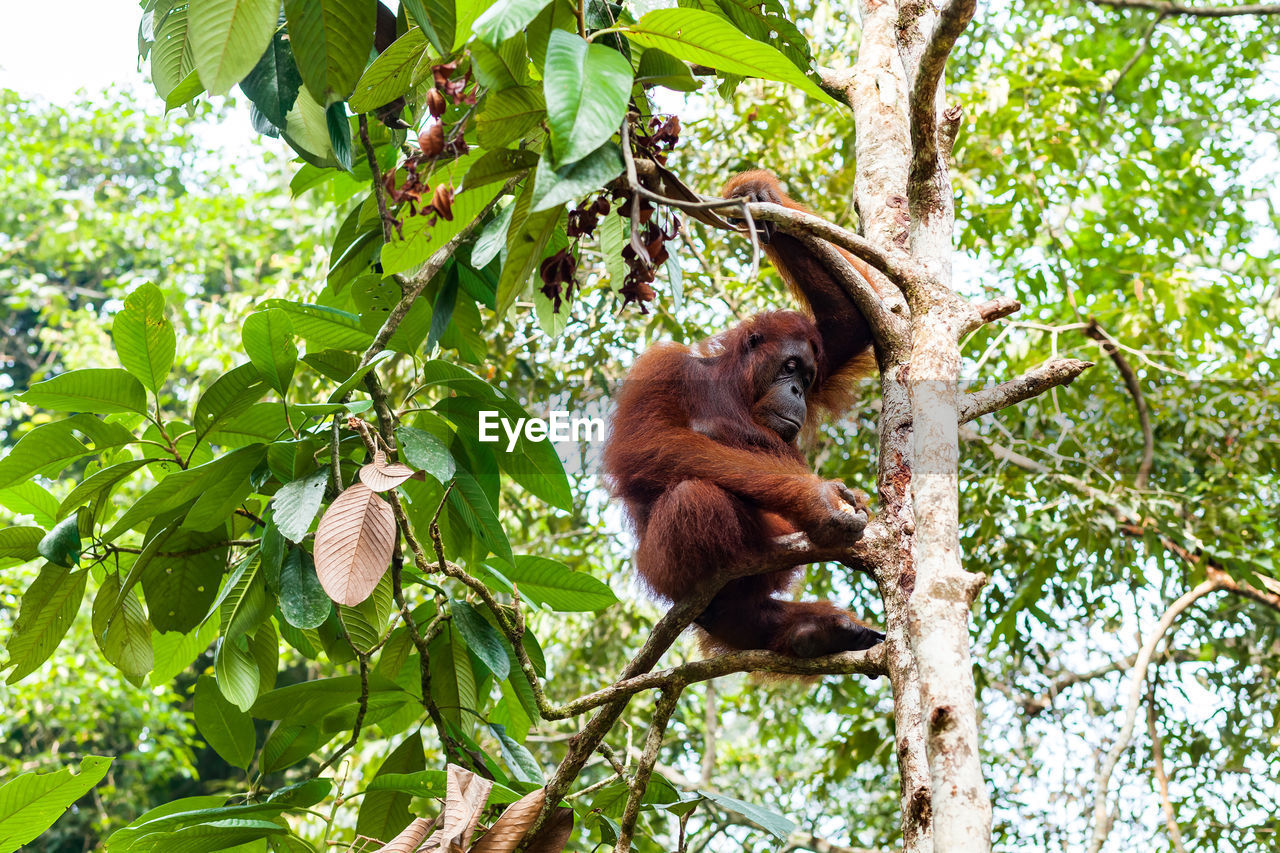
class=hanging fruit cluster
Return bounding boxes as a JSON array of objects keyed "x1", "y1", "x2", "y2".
[
  {"x1": 381, "y1": 63, "x2": 476, "y2": 234},
  {"x1": 614, "y1": 115, "x2": 683, "y2": 313}
]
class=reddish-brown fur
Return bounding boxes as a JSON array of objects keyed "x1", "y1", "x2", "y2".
[{"x1": 602, "y1": 171, "x2": 883, "y2": 657}]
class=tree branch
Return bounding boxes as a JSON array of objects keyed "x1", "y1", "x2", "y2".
[
  {"x1": 908, "y1": 0, "x2": 977, "y2": 189},
  {"x1": 1087, "y1": 579, "x2": 1222, "y2": 853},
  {"x1": 1086, "y1": 0, "x2": 1280, "y2": 15},
  {"x1": 1019, "y1": 649, "x2": 1199, "y2": 717},
  {"x1": 1086, "y1": 322, "x2": 1154, "y2": 488},
  {"x1": 791, "y1": 229, "x2": 909, "y2": 352},
  {"x1": 958, "y1": 359, "x2": 1095, "y2": 424},
  {"x1": 1146, "y1": 682, "x2": 1189, "y2": 853}
]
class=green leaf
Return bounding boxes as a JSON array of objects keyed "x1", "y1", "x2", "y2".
[
  {"x1": 0, "y1": 527, "x2": 43, "y2": 563},
  {"x1": 141, "y1": 525, "x2": 231, "y2": 634},
  {"x1": 402, "y1": 0, "x2": 454, "y2": 54},
  {"x1": 193, "y1": 674, "x2": 257, "y2": 769},
  {"x1": 215, "y1": 635, "x2": 262, "y2": 712},
  {"x1": 112, "y1": 283, "x2": 176, "y2": 395},
  {"x1": 20, "y1": 369, "x2": 148, "y2": 415},
  {"x1": 496, "y1": 187, "x2": 563, "y2": 316},
  {"x1": 357, "y1": 732, "x2": 424, "y2": 841},
  {"x1": 37, "y1": 517, "x2": 80, "y2": 568},
  {"x1": 92, "y1": 573, "x2": 154, "y2": 684},
  {"x1": 472, "y1": 0, "x2": 553, "y2": 46},
  {"x1": 240, "y1": 13, "x2": 303, "y2": 128},
  {"x1": 395, "y1": 426, "x2": 456, "y2": 484},
  {"x1": 487, "y1": 722, "x2": 544, "y2": 783},
  {"x1": 151, "y1": 4, "x2": 197, "y2": 100},
  {"x1": 624, "y1": 8, "x2": 837, "y2": 106},
  {"x1": 217, "y1": 553, "x2": 272, "y2": 643},
  {"x1": 105, "y1": 446, "x2": 264, "y2": 539},
  {"x1": 283, "y1": 0, "x2": 376, "y2": 105},
  {"x1": 58, "y1": 460, "x2": 153, "y2": 523},
  {"x1": 0, "y1": 756, "x2": 112, "y2": 852},
  {"x1": 426, "y1": 623, "x2": 477, "y2": 729},
  {"x1": 474, "y1": 85, "x2": 546, "y2": 150},
  {"x1": 192, "y1": 363, "x2": 271, "y2": 447},
  {"x1": 700, "y1": 790, "x2": 797, "y2": 839},
  {"x1": 279, "y1": 547, "x2": 332, "y2": 629},
  {"x1": 635, "y1": 46, "x2": 700, "y2": 91},
  {"x1": 348, "y1": 26, "x2": 431, "y2": 113},
  {"x1": 150, "y1": 620, "x2": 218, "y2": 686},
  {"x1": 543, "y1": 30, "x2": 632, "y2": 166},
  {"x1": 0, "y1": 415, "x2": 136, "y2": 491},
  {"x1": 381, "y1": 182, "x2": 505, "y2": 277},
  {"x1": 494, "y1": 555, "x2": 616, "y2": 611},
  {"x1": 261, "y1": 300, "x2": 374, "y2": 350},
  {"x1": 447, "y1": 471, "x2": 512, "y2": 566},
  {"x1": 0, "y1": 482, "x2": 58, "y2": 528},
  {"x1": 241, "y1": 309, "x2": 298, "y2": 395},
  {"x1": 326, "y1": 101, "x2": 354, "y2": 171},
  {"x1": 4, "y1": 564, "x2": 86, "y2": 684},
  {"x1": 261, "y1": 723, "x2": 320, "y2": 773},
  {"x1": 273, "y1": 469, "x2": 329, "y2": 543},
  {"x1": 531, "y1": 141, "x2": 623, "y2": 212},
  {"x1": 464, "y1": 148, "x2": 539, "y2": 191},
  {"x1": 189, "y1": 0, "x2": 280, "y2": 96},
  {"x1": 164, "y1": 69, "x2": 207, "y2": 110},
  {"x1": 470, "y1": 203, "x2": 515, "y2": 268},
  {"x1": 339, "y1": 572, "x2": 394, "y2": 652},
  {"x1": 450, "y1": 600, "x2": 508, "y2": 679},
  {"x1": 282, "y1": 85, "x2": 340, "y2": 167}
]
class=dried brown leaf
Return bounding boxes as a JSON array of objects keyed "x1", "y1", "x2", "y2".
[
  {"x1": 523, "y1": 806, "x2": 573, "y2": 853},
  {"x1": 375, "y1": 817, "x2": 436, "y2": 853},
  {"x1": 438, "y1": 763, "x2": 493, "y2": 851},
  {"x1": 360, "y1": 449, "x2": 419, "y2": 492},
  {"x1": 313, "y1": 482, "x2": 397, "y2": 605},
  {"x1": 469, "y1": 788, "x2": 546, "y2": 853}
]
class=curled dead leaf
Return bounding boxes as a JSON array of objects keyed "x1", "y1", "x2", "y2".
[
  {"x1": 437, "y1": 763, "x2": 492, "y2": 851},
  {"x1": 313, "y1": 482, "x2": 397, "y2": 606},
  {"x1": 374, "y1": 816, "x2": 436, "y2": 853},
  {"x1": 470, "y1": 787, "x2": 546, "y2": 853},
  {"x1": 360, "y1": 449, "x2": 419, "y2": 492}
]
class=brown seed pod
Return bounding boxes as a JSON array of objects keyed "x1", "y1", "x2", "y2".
[
  {"x1": 426, "y1": 88, "x2": 447, "y2": 118},
  {"x1": 418, "y1": 122, "x2": 444, "y2": 157},
  {"x1": 431, "y1": 183, "x2": 455, "y2": 220}
]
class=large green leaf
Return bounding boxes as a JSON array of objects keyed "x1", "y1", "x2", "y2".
[
  {"x1": 450, "y1": 600, "x2": 509, "y2": 679},
  {"x1": 192, "y1": 363, "x2": 270, "y2": 447},
  {"x1": 273, "y1": 469, "x2": 328, "y2": 543},
  {"x1": 4, "y1": 564, "x2": 87, "y2": 684},
  {"x1": 193, "y1": 674, "x2": 256, "y2": 769},
  {"x1": 0, "y1": 527, "x2": 43, "y2": 563},
  {"x1": 447, "y1": 471, "x2": 512, "y2": 566},
  {"x1": 348, "y1": 27, "x2": 431, "y2": 113},
  {"x1": 215, "y1": 552, "x2": 272, "y2": 643},
  {"x1": 492, "y1": 555, "x2": 616, "y2": 611},
  {"x1": 141, "y1": 526, "x2": 231, "y2": 634},
  {"x1": 189, "y1": 0, "x2": 280, "y2": 95},
  {"x1": 474, "y1": 86, "x2": 546, "y2": 150},
  {"x1": 0, "y1": 756, "x2": 112, "y2": 853},
  {"x1": 239, "y1": 12, "x2": 303, "y2": 128},
  {"x1": 700, "y1": 791, "x2": 797, "y2": 839},
  {"x1": 531, "y1": 141, "x2": 624, "y2": 212},
  {"x1": 0, "y1": 483, "x2": 58, "y2": 528},
  {"x1": 381, "y1": 181, "x2": 504, "y2": 276},
  {"x1": 356, "y1": 732, "x2": 424, "y2": 841},
  {"x1": 92, "y1": 573, "x2": 154, "y2": 684},
  {"x1": 402, "y1": 0, "x2": 454, "y2": 54},
  {"x1": 105, "y1": 445, "x2": 264, "y2": 539},
  {"x1": 496, "y1": 191, "x2": 562, "y2": 316},
  {"x1": 283, "y1": 0, "x2": 376, "y2": 105},
  {"x1": 215, "y1": 633, "x2": 262, "y2": 712},
  {"x1": 471, "y1": 0, "x2": 553, "y2": 46},
  {"x1": 426, "y1": 623, "x2": 477, "y2": 729},
  {"x1": 261, "y1": 300, "x2": 374, "y2": 350},
  {"x1": 241, "y1": 308, "x2": 298, "y2": 395},
  {"x1": 151, "y1": 5, "x2": 197, "y2": 100},
  {"x1": 112, "y1": 283, "x2": 176, "y2": 395},
  {"x1": 0, "y1": 416, "x2": 135, "y2": 491},
  {"x1": 395, "y1": 426, "x2": 456, "y2": 484},
  {"x1": 282, "y1": 85, "x2": 341, "y2": 167},
  {"x1": 624, "y1": 8, "x2": 837, "y2": 106},
  {"x1": 543, "y1": 30, "x2": 632, "y2": 166},
  {"x1": 279, "y1": 547, "x2": 332, "y2": 629},
  {"x1": 20, "y1": 369, "x2": 148, "y2": 415}
]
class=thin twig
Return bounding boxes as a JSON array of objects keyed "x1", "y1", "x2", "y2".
[
  {"x1": 1085, "y1": 321, "x2": 1154, "y2": 488},
  {"x1": 1087, "y1": 0, "x2": 1280, "y2": 16},
  {"x1": 615, "y1": 685, "x2": 684, "y2": 852},
  {"x1": 1146, "y1": 679, "x2": 1189, "y2": 853}
]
